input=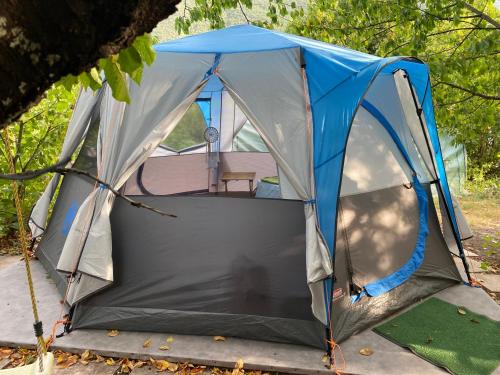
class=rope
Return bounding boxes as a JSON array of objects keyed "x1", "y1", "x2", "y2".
[
  {"x1": 326, "y1": 310, "x2": 345, "y2": 374},
  {"x1": 2, "y1": 128, "x2": 46, "y2": 372}
]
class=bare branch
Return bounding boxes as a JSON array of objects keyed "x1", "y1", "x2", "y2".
[
  {"x1": 434, "y1": 81, "x2": 500, "y2": 100},
  {"x1": 238, "y1": 0, "x2": 251, "y2": 24},
  {"x1": 56, "y1": 168, "x2": 177, "y2": 218},
  {"x1": 0, "y1": 160, "x2": 177, "y2": 218},
  {"x1": 436, "y1": 94, "x2": 474, "y2": 107},
  {"x1": 463, "y1": 2, "x2": 500, "y2": 29}
]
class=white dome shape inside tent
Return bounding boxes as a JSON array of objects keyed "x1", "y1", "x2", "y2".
[{"x1": 29, "y1": 25, "x2": 472, "y2": 348}]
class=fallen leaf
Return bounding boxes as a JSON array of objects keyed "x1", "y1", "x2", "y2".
[
  {"x1": 470, "y1": 318, "x2": 480, "y2": 324},
  {"x1": 359, "y1": 347, "x2": 374, "y2": 356},
  {"x1": 135, "y1": 360, "x2": 146, "y2": 368},
  {"x1": 168, "y1": 362, "x2": 179, "y2": 372},
  {"x1": 213, "y1": 336, "x2": 226, "y2": 342},
  {"x1": 159, "y1": 345, "x2": 170, "y2": 351},
  {"x1": 0, "y1": 349, "x2": 12, "y2": 358},
  {"x1": 79, "y1": 359, "x2": 89, "y2": 366},
  {"x1": 321, "y1": 354, "x2": 329, "y2": 363},
  {"x1": 95, "y1": 355, "x2": 105, "y2": 363},
  {"x1": 143, "y1": 338, "x2": 152, "y2": 348},
  {"x1": 105, "y1": 358, "x2": 115, "y2": 366},
  {"x1": 56, "y1": 354, "x2": 78, "y2": 369},
  {"x1": 235, "y1": 358, "x2": 244, "y2": 369},
  {"x1": 154, "y1": 359, "x2": 171, "y2": 371},
  {"x1": 166, "y1": 336, "x2": 174, "y2": 343},
  {"x1": 121, "y1": 363, "x2": 131, "y2": 373},
  {"x1": 81, "y1": 349, "x2": 92, "y2": 361},
  {"x1": 107, "y1": 329, "x2": 119, "y2": 337},
  {"x1": 457, "y1": 307, "x2": 467, "y2": 315}
]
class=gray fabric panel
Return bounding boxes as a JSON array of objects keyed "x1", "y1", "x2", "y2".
[
  {"x1": 72, "y1": 305, "x2": 326, "y2": 349},
  {"x1": 338, "y1": 185, "x2": 420, "y2": 287},
  {"x1": 332, "y1": 275, "x2": 457, "y2": 343},
  {"x1": 35, "y1": 174, "x2": 96, "y2": 295},
  {"x1": 332, "y1": 183, "x2": 461, "y2": 342},
  {"x1": 73, "y1": 195, "x2": 325, "y2": 347}
]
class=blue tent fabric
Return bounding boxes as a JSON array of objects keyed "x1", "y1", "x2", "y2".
[
  {"x1": 154, "y1": 24, "x2": 464, "y2": 324},
  {"x1": 195, "y1": 100, "x2": 211, "y2": 127}
]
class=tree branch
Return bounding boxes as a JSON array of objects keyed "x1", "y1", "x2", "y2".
[
  {"x1": 434, "y1": 81, "x2": 500, "y2": 100},
  {"x1": 238, "y1": 0, "x2": 251, "y2": 24},
  {"x1": 436, "y1": 94, "x2": 474, "y2": 107},
  {"x1": 0, "y1": 0, "x2": 181, "y2": 129},
  {"x1": 463, "y1": 2, "x2": 500, "y2": 29},
  {"x1": 0, "y1": 160, "x2": 177, "y2": 218},
  {"x1": 56, "y1": 168, "x2": 178, "y2": 218}
]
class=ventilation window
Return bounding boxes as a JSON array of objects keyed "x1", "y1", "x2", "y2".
[
  {"x1": 161, "y1": 100, "x2": 209, "y2": 152},
  {"x1": 233, "y1": 121, "x2": 268, "y2": 152}
]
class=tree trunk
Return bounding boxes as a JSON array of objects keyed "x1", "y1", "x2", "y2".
[{"x1": 0, "y1": 0, "x2": 180, "y2": 129}]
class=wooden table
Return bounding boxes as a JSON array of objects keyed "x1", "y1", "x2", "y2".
[{"x1": 221, "y1": 172, "x2": 256, "y2": 195}]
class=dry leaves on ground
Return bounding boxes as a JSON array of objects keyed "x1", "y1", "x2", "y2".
[
  {"x1": 0, "y1": 346, "x2": 267, "y2": 374},
  {"x1": 359, "y1": 347, "x2": 374, "y2": 356},
  {"x1": 107, "y1": 329, "x2": 119, "y2": 337},
  {"x1": 143, "y1": 338, "x2": 152, "y2": 348},
  {"x1": 213, "y1": 336, "x2": 226, "y2": 342},
  {"x1": 0, "y1": 347, "x2": 37, "y2": 368}
]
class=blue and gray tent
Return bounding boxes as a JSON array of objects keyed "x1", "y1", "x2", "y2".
[{"x1": 30, "y1": 25, "x2": 473, "y2": 348}]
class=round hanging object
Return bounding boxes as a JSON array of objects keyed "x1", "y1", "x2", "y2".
[{"x1": 204, "y1": 126, "x2": 219, "y2": 143}]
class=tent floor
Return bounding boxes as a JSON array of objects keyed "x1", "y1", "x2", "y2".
[{"x1": 0, "y1": 258, "x2": 498, "y2": 375}]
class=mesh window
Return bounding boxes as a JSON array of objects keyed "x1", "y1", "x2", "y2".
[{"x1": 162, "y1": 101, "x2": 208, "y2": 152}]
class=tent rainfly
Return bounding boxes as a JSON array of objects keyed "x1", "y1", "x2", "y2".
[{"x1": 29, "y1": 25, "x2": 473, "y2": 349}]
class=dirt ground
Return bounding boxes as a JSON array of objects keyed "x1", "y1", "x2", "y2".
[{"x1": 459, "y1": 195, "x2": 500, "y2": 272}]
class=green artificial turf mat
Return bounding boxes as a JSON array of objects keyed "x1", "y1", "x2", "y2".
[
  {"x1": 374, "y1": 298, "x2": 500, "y2": 375},
  {"x1": 261, "y1": 176, "x2": 279, "y2": 185}
]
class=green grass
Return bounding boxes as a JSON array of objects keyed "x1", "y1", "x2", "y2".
[{"x1": 374, "y1": 298, "x2": 500, "y2": 375}]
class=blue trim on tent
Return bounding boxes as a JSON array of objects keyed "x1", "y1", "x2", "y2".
[
  {"x1": 361, "y1": 101, "x2": 416, "y2": 171},
  {"x1": 61, "y1": 201, "x2": 79, "y2": 236},
  {"x1": 349, "y1": 101, "x2": 429, "y2": 301}
]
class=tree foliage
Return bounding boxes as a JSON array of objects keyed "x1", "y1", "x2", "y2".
[
  {"x1": 286, "y1": 0, "x2": 499, "y2": 177},
  {"x1": 59, "y1": 34, "x2": 157, "y2": 103},
  {"x1": 0, "y1": 86, "x2": 77, "y2": 236}
]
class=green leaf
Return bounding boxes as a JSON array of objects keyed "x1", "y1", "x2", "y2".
[
  {"x1": 88, "y1": 68, "x2": 103, "y2": 90},
  {"x1": 129, "y1": 65, "x2": 144, "y2": 85},
  {"x1": 118, "y1": 46, "x2": 143, "y2": 75},
  {"x1": 58, "y1": 74, "x2": 78, "y2": 92},
  {"x1": 132, "y1": 34, "x2": 156, "y2": 66},
  {"x1": 99, "y1": 58, "x2": 130, "y2": 103}
]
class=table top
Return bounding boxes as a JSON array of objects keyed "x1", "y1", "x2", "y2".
[{"x1": 221, "y1": 172, "x2": 256, "y2": 181}]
